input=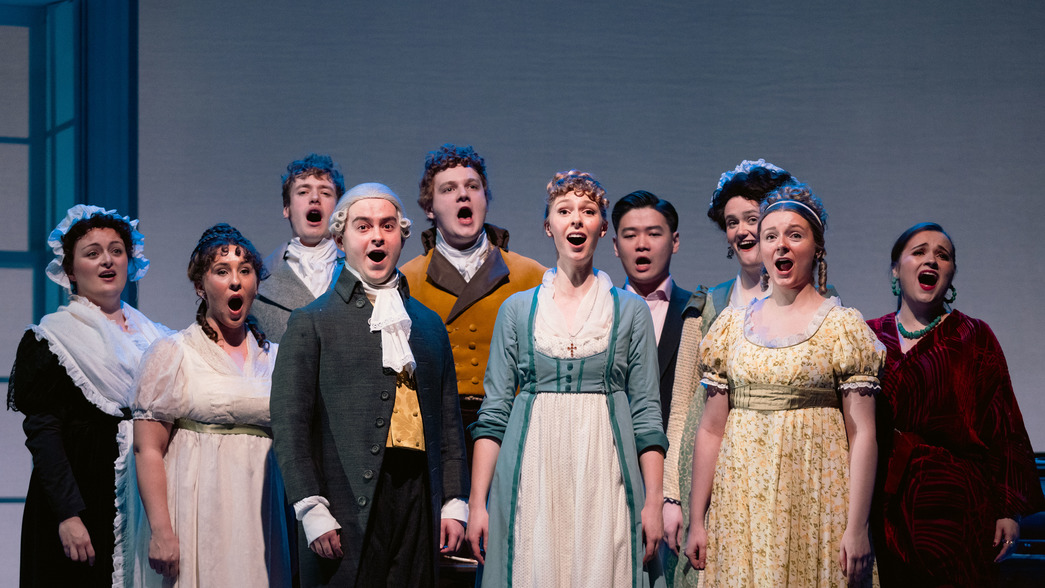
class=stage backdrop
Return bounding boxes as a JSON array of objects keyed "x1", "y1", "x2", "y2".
[
  {"x1": 135, "y1": 0, "x2": 1045, "y2": 447},
  {"x1": 2, "y1": 1, "x2": 1041, "y2": 582}
]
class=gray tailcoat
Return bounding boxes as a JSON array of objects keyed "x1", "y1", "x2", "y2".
[
  {"x1": 253, "y1": 242, "x2": 343, "y2": 344},
  {"x1": 270, "y1": 270, "x2": 468, "y2": 586}
]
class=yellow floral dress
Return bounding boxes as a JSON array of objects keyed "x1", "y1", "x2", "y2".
[{"x1": 699, "y1": 297, "x2": 883, "y2": 587}]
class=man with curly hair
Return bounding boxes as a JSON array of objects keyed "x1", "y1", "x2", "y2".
[
  {"x1": 401, "y1": 144, "x2": 545, "y2": 460},
  {"x1": 253, "y1": 153, "x2": 346, "y2": 342}
]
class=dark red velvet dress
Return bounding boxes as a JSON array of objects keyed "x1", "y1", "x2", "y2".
[{"x1": 867, "y1": 311, "x2": 1044, "y2": 587}]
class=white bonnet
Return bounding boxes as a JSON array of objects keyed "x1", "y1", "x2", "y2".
[{"x1": 45, "y1": 204, "x2": 150, "y2": 290}]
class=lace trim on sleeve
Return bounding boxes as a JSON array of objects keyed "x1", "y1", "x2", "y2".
[
  {"x1": 702, "y1": 378, "x2": 729, "y2": 398},
  {"x1": 839, "y1": 380, "x2": 880, "y2": 397}
]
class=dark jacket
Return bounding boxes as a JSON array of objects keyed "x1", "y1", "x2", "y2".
[
  {"x1": 656, "y1": 281, "x2": 693, "y2": 428},
  {"x1": 270, "y1": 270, "x2": 468, "y2": 586}
]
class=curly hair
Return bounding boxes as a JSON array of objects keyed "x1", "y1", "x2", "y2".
[
  {"x1": 544, "y1": 170, "x2": 609, "y2": 220},
  {"x1": 708, "y1": 164, "x2": 795, "y2": 231},
  {"x1": 281, "y1": 153, "x2": 346, "y2": 207},
  {"x1": 187, "y1": 223, "x2": 270, "y2": 348},
  {"x1": 61, "y1": 214, "x2": 134, "y2": 276},
  {"x1": 758, "y1": 184, "x2": 829, "y2": 294},
  {"x1": 418, "y1": 144, "x2": 490, "y2": 217},
  {"x1": 329, "y1": 183, "x2": 412, "y2": 240},
  {"x1": 61, "y1": 214, "x2": 135, "y2": 294}
]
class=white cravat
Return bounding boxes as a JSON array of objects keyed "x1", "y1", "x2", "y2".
[
  {"x1": 435, "y1": 229, "x2": 490, "y2": 282},
  {"x1": 285, "y1": 237, "x2": 340, "y2": 298},
  {"x1": 345, "y1": 266, "x2": 416, "y2": 374}
]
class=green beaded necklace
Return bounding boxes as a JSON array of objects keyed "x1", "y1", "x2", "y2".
[{"x1": 896, "y1": 312, "x2": 945, "y2": 340}]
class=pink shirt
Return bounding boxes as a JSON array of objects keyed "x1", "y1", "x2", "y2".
[{"x1": 625, "y1": 275, "x2": 673, "y2": 345}]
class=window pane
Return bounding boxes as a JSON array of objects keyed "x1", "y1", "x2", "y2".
[
  {"x1": 0, "y1": 25, "x2": 29, "y2": 138},
  {"x1": 51, "y1": 3, "x2": 76, "y2": 126},
  {"x1": 0, "y1": 144, "x2": 29, "y2": 251},
  {"x1": 0, "y1": 269, "x2": 34, "y2": 377},
  {"x1": 53, "y1": 127, "x2": 76, "y2": 212}
]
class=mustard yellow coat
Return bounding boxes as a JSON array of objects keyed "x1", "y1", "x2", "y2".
[{"x1": 401, "y1": 225, "x2": 545, "y2": 397}]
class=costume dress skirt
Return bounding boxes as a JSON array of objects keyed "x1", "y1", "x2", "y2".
[
  {"x1": 10, "y1": 332, "x2": 124, "y2": 587},
  {"x1": 699, "y1": 298, "x2": 883, "y2": 587},
  {"x1": 9, "y1": 297, "x2": 169, "y2": 588},
  {"x1": 867, "y1": 311, "x2": 1045, "y2": 586},
  {"x1": 471, "y1": 286, "x2": 668, "y2": 588},
  {"x1": 132, "y1": 324, "x2": 291, "y2": 587}
]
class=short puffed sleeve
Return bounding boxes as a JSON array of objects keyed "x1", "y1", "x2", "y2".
[
  {"x1": 132, "y1": 335, "x2": 187, "y2": 423},
  {"x1": 831, "y1": 306, "x2": 885, "y2": 397},
  {"x1": 698, "y1": 306, "x2": 744, "y2": 396}
]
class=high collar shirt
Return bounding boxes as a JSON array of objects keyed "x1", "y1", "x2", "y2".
[{"x1": 625, "y1": 275, "x2": 673, "y2": 345}]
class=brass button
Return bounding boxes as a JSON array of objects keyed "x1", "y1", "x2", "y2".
[
  {"x1": 468, "y1": 342, "x2": 476, "y2": 350},
  {"x1": 471, "y1": 376, "x2": 480, "y2": 385},
  {"x1": 468, "y1": 324, "x2": 477, "y2": 332},
  {"x1": 471, "y1": 358, "x2": 479, "y2": 367}
]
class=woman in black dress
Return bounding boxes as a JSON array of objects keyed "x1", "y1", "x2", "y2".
[{"x1": 7, "y1": 205, "x2": 169, "y2": 586}]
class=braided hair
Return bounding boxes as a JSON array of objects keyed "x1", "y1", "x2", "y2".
[
  {"x1": 758, "y1": 184, "x2": 830, "y2": 295},
  {"x1": 187, "y1": 223, "x2": 271, "y2": 349}
]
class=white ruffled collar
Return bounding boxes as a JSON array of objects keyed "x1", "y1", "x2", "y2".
[
  {"x1": 435, "y1": 229, "x2": 490, "y2": 282},
  {"x1": 344, "y1": 266, "x2": 415, "y2": 374},
  {"x1": 533, "y1": 268, "x2": 615, "y2": 358},
  {"x1": 33, "y1": 295, "x2": 169, "y2": 416}
]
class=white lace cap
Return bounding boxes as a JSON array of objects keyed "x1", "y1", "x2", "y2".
[{"x1": 45, "y1": 204, "x2": 150, "y2": 290}]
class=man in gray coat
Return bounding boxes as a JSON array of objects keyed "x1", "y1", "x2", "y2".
[
  {"x1": 271, "y1": 182, "x2": 469, "y2": 587},
  {"x1": 253, "y1": 153, "x2": 345, "y2": 343}
]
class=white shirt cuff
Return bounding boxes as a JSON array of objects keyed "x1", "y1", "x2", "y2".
[
  {"x1": 441, "y1": 497, "x2": 468, "y2": 524},
  {"x1": 293, "y1": 495, "x2": 341, "y2": 545}
]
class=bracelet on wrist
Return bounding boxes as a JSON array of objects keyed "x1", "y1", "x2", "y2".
[{"x1": 664, "y1": 497, "x2": 681, "y2": 506}]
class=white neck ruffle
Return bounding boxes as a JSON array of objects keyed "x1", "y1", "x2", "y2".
[
  {"x1": 33, "y1": 296, "x2": 169, "y2": 416},
  {"x1": 435, "y1": 229, "x2": 490, "y2": 282},
  {"x1": 286, "y1": 237, "x2": 340, "y2": 298},
  {"x1": 345, "y1": 266, "x2": 415, "y2": 374}
]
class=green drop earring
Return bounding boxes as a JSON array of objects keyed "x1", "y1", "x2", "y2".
[{"x1": 891, "y1": 276, "x2": 901, "y2": 296}]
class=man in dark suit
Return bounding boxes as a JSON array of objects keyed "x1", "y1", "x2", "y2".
[
  {"x1": 253, "y1": 153, "x2": 346, "y2": 343},
  {"x1": 612, "y1": 190, "x2": 693, "y2": 429},
  {"x1": 271, "y1": 182, "x2": 468, "y2": 587},
  {"x1": 612, "y1": 190, "x2": 695, "y2": 583}
]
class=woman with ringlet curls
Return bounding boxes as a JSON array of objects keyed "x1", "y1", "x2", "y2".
[
  {"x1": 684, "y1": 184, "x2": 882, "y2": 586},
  {"x1": 8, "y1": 205, "x2": 170, "y2": 586},
  {"x1": 662, "y1": 160, "x2": 802, "y2": 586},
  {"x1": 132, "y1": 224, "x2": 291, "y2": 587},
  {"x1": 468, "y1": 170, "x2": 668, "y2": 587},
  {"x1": 867, "y1": 223, "x2": 1044, "y2": 586}
]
